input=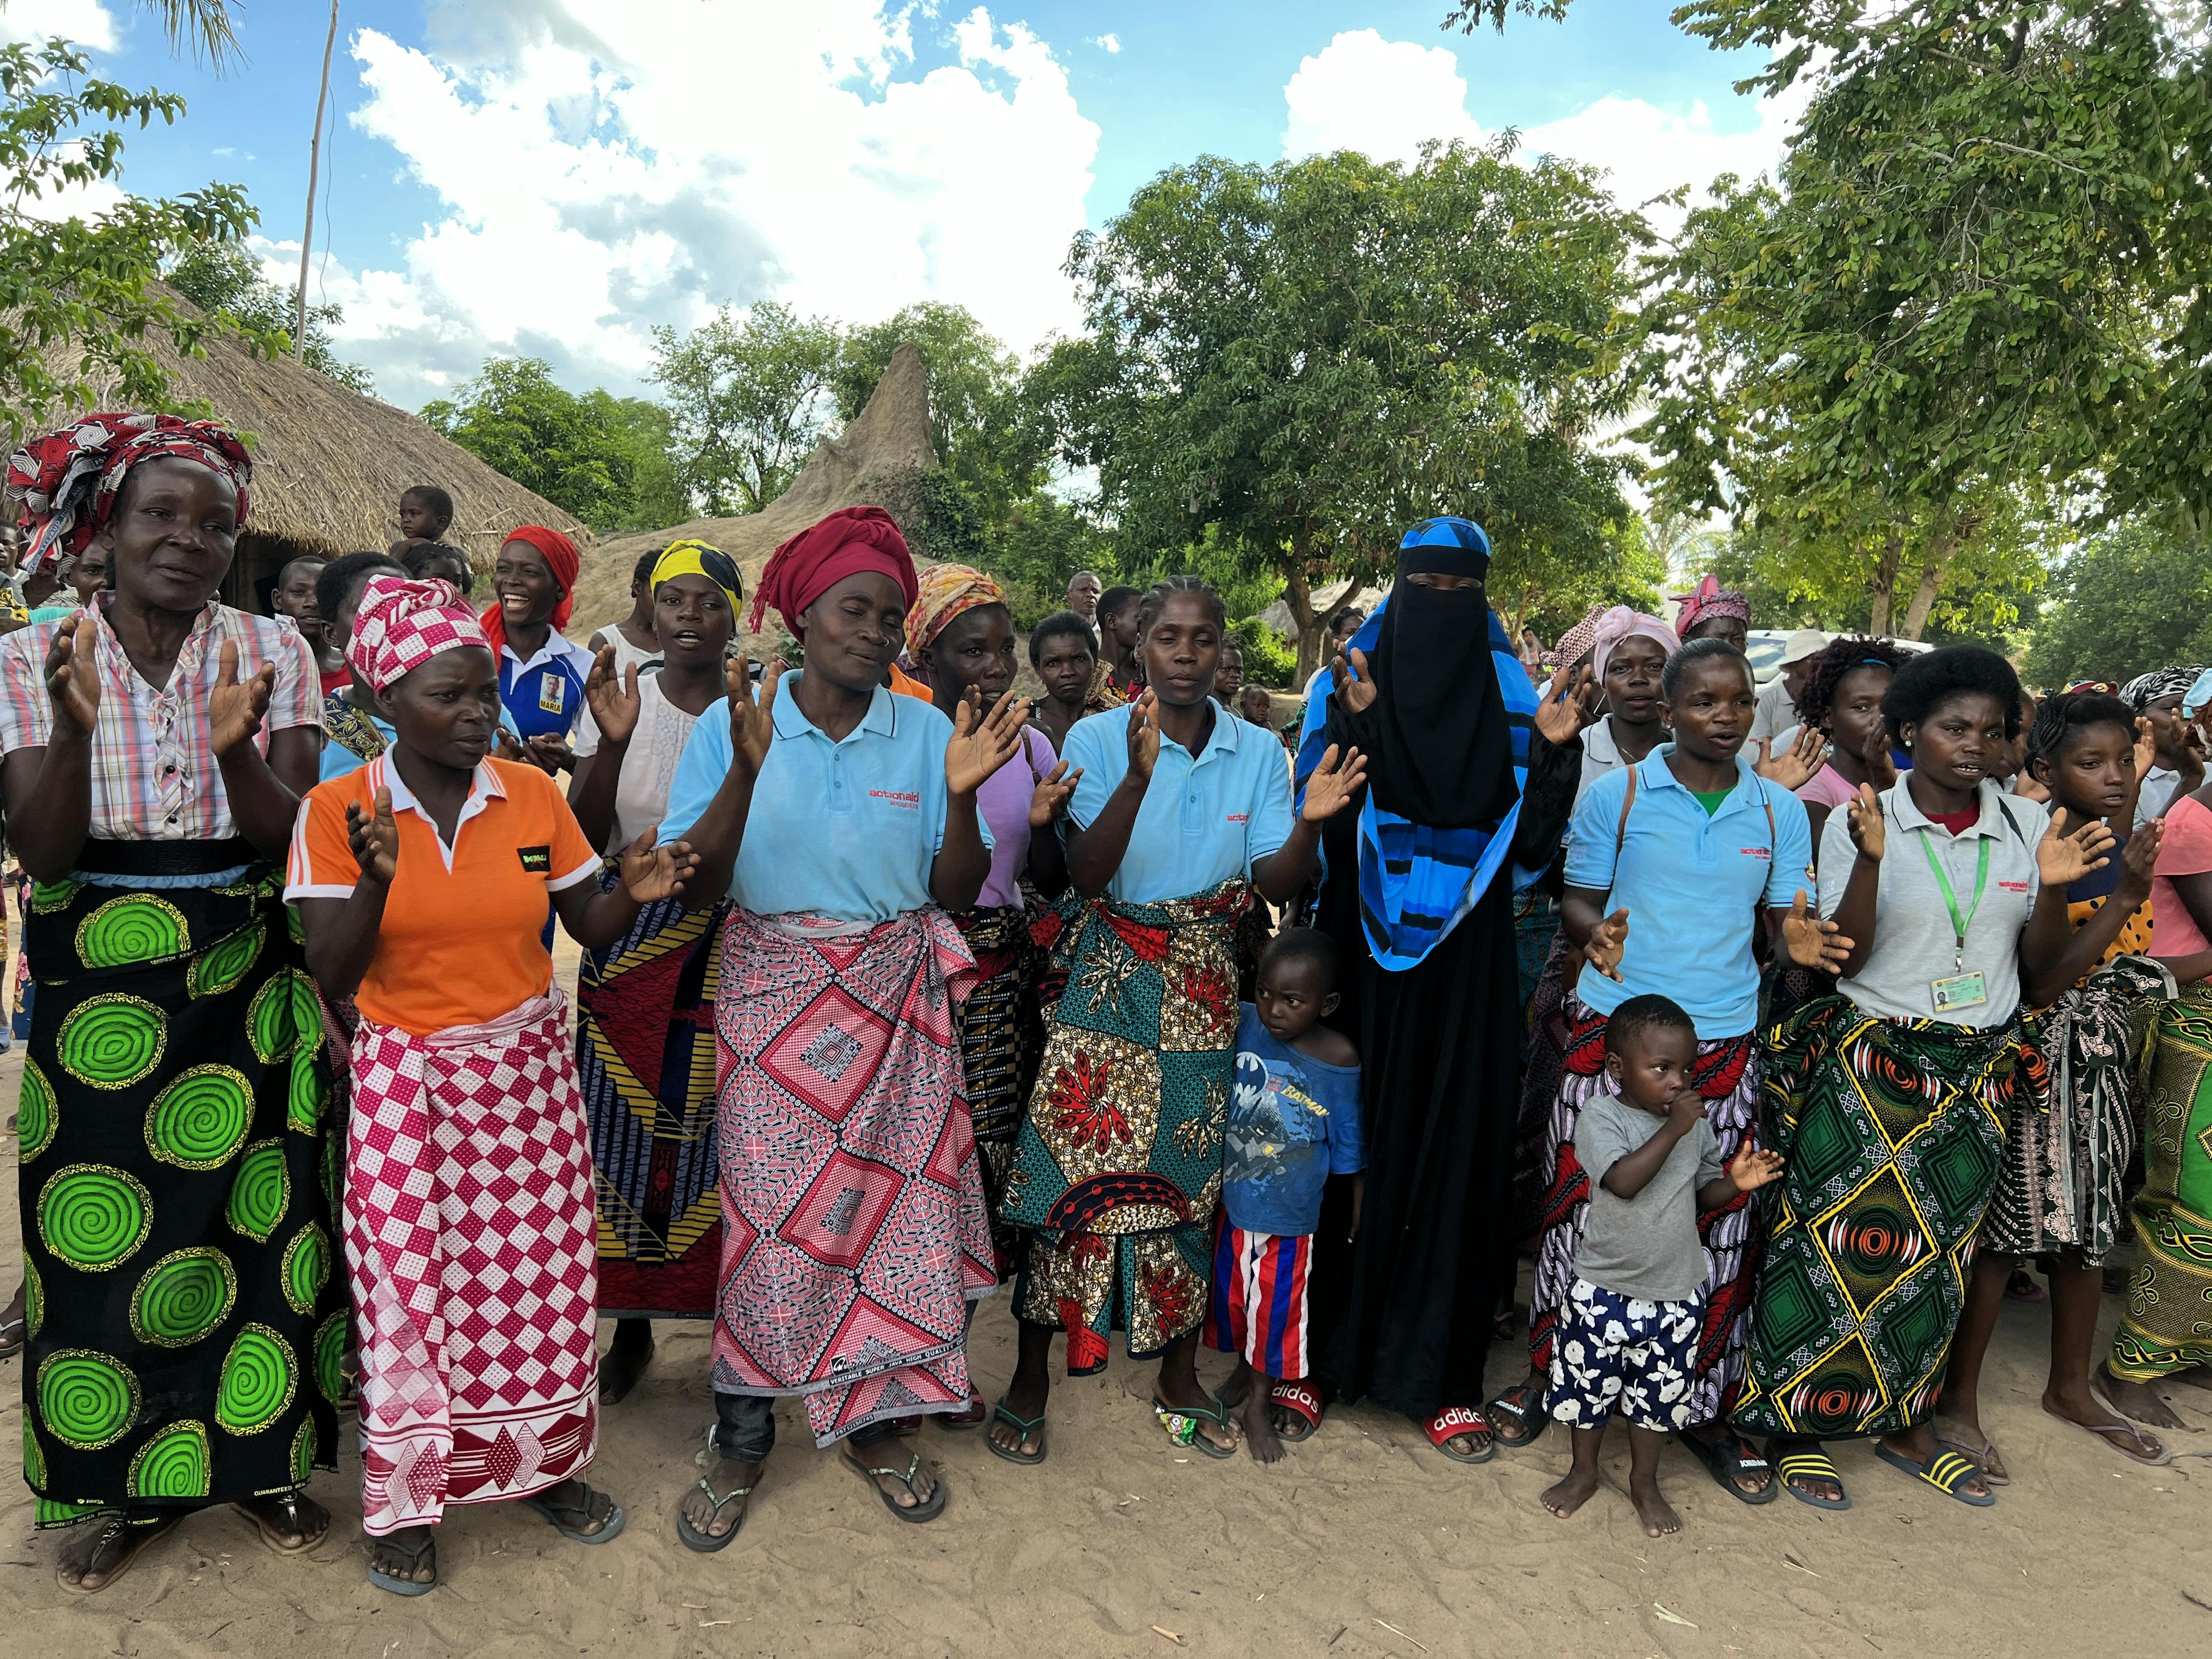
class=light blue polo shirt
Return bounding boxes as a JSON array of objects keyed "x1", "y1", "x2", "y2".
[
  {"x1": 1563, "y1": 745, "x2": 1813, "y2": 1038},
  {"x1": 657, "y1": 672, "x2": 987, "y2": 922},
  {"x1": 1061, "y1": 700, "x2": 1294, "y2": 904}
]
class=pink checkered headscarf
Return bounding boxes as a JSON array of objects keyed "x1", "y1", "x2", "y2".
[{"x1": 347, "y1": 575, "x2": 491, "y2": 693}]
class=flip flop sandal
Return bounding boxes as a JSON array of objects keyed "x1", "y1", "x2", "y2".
[
  {"x1": 1774, "y1": 1449, "x2": 1851, "y2": 1510},
  {"x1": 1483, "y1": 1382, "x2": 1546, "y2": 1448},
  {"x1": 1933, "y1": 1425, "x2": 2011, "y2": 1486},
  {"x1": 1426, "y1": 1406, "x2": 1497, "y2": 1465},
  {"x1": 2049, "y1": 1411, "x2": 2172, "y2": 1468},
  {"x1": 236, "y1": 1493, "x2": 330, "y2": 1554},
  {"x1": 366, "y1": 1530, "x2": 438, "y2": 1597},
  {"x1": 845, "y1": 1449, "x2": 948, "y2": 1523},
  {"x1": 675, "y1": 1451, "x2": 757, "y2": 1553},
  {"x1": 1875, "y1": 1444, "x2": 1997, "y2": 1508},
  {"x1": 0, "y1": 1313, "x2": 25, "y2": 1359},
  {"x1": 1153, "y1": 1395, "x2": 1238, "y2": 1459},
  {"x1": 986, "y1": 1402, "x2": 1048, "y2": 1466},
  {"x1": 1683, "y1": 1431, "x2": 1781, "y2": 1505},
  {"x1": 58, "y1": 1516, "x2": 180, "y2": 1596},
  {"x1": 520, "y1": 1483, "x2": 628, "y2": 1543},
  {"x1": 1270, "y1": 1382, "x2": 1324, "y2": 1444}
]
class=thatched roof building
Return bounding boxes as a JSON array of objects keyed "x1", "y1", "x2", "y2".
[{"x1": 18, "y1": 291, "x2": 590, "y2": 611}]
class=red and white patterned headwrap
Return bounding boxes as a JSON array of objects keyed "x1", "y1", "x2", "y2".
[
  {"x1": 347, "y1": 575, "x2": 491, "y2": 693},
  {"x1": 6, "y1": 412, "x2": 253, "y2": 575}
]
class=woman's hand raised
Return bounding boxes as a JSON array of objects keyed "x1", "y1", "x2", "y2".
[
  {"x1": 208, "y1": 641, "x2": 275, "y2": 757},
  {"x1": 618, "y1": 827, "x2": 698, "y2": 904},
  {"x1": 2036, "y1": 806, "x2": 2113, "y2": 888},
  {"x1": 346, "y1": 785, "x2": 399, "y2": 886},
  {"x1": 1299, "y1": 744, "x2": 1368, "y2": 823},
  {"x1": 946, "y1": 686, "x2": 1030, "y2": 796},
  {"x1": 1779, "y1": 889, "x2": 1851, "y2": 973},
  {"x1": 43, "y1": 612, "x2": 99, "y2": 737},
  {"x1": 1755, "y1": 725, "x2": 1828, "y2": 792},
  {"x1": 728, "y1": 656, "x2": 781, "y2": 779},
  {"x1": 1532, "y1": 664, "x2": 1600, "y2": 747},
  {"x1": 1847, "y1": 783, "x2": 1887, "y2": 861},
  {"x1": 1028, "y1": 758, "x2": 1082, "y2": 828},
  {"x1": 1331, "y1": 647, "x2": 1377, "y2": 715},
  {"x1": 1124, "y1": 689, "x2": 1162, "y2": 782},
  {"x1": 583, "y1": 645, "x2": 642, "y2": 748}
]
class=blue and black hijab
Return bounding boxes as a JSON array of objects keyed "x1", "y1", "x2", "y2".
[{"x1": 1296, "y1": 517, "x2": 1540, "y2": 971}]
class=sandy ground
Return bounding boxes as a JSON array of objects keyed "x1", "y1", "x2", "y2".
[{"x1": 3, "y1": 925, "x2": 2211, "y2": 1656}]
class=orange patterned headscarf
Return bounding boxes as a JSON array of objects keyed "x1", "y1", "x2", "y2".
[{"x1": 904, "y1": 564, "x2": 1007, "y2": 652}]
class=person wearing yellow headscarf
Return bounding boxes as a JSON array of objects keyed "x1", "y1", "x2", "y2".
[{"x1": 567, "y1": 538, "x2": 744, "y2": 1410}]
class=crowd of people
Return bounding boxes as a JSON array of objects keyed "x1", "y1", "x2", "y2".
[{"x1": 3, "y1": 411, "x2": 2207, "y2": 1599}]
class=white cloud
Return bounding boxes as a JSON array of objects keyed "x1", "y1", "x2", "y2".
[
  {"x1": 1282, "y1": 28, "x2": 1807, "y2": 225},
  {"x1": 316, "y1": 2, "x2": 1099, "y2": 410},
  {"x1": 1093, "y1": 33, "x2": 1120, "y2": 54},
  {"x1": 0, "y1": 0, "x2": 116, "y2": 50}
]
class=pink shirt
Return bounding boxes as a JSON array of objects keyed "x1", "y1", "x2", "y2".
[
  {"x1": 1796, "y1": 763, "x2": 1860, "y2": 813},
  {"x1": 2152, "y1": 793, "x2": 2212, "y2": 956},
  {"x1": 975, "y1": 725, "x2": 1058, "y2": 910}
]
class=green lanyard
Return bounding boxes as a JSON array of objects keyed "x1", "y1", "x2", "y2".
[{"x1": 1917, "y1": 830, "x2": 1991, "y2": 972}]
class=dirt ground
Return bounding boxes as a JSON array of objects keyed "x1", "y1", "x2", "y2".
[{"x1": 4, "y1": 927, "x2": 2211, "y2": 1657}]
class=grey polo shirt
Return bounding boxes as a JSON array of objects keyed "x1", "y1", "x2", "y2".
[{"x1": 1816, "y1": 778, "x2": 2047, "y2": 1028}]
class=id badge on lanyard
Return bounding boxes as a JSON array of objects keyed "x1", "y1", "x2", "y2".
[{"x1": 1919, "y1": 828, "x2": 1991, "y2": 1013}]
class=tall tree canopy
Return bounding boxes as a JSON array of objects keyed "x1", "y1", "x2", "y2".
[
  {"x1": 1035, "y1": 142, "x2": 1656, "y2": 677},
  {"x1": 2022, "y1": 518, "x2": 2212, "y2": 688},
  {"x1": 650, "y1": 301, "x2": 843, "y2": 517}
]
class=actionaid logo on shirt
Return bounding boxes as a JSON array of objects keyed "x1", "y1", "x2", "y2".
[
  {"x1": 1225, "y1": 812, "x2": 1250, "y2": 825},
  {"x1": 1998, "y1": 880, "x2": 2029, "y2": 893},
  {"x1": 1740, "y1": 846, "x2": 1772, "y2": 860},
  {"x1": 869, "y1": 789, "x2": 921, "y2": 810}
]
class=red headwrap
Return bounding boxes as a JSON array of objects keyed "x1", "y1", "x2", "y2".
[
  {"x1": 7, "y1": 412, "x2": 252, "y2": 574},
  {"x1": 479, "y1": 525, "x2": 581, "y2": 656},
  {"x1": 749, "y1": 506, "x2": 916, "y2": 637}
]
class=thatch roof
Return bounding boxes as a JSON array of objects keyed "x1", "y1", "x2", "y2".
[
  {"x1": 19, "y1": 289, "x2": 592, "y2": 566},
  {"x1": 569, "y1": 342, "x2": 937, "y2": 641}
]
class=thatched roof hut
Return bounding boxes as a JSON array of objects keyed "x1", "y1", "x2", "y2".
[
  {"x1": 568, "y1": 342, "x2": 937, "y2": 641},
  {"x1": 18, "y1": 290, "x2": 591, "y2": 611}
]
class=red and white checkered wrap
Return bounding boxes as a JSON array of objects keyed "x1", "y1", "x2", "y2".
[
  {"x1": 343, "y1": 992, "x2": 601, "y2": 1536},
  {"x1": 347, "y1": 574, "x2": 490, "y2": 694}
]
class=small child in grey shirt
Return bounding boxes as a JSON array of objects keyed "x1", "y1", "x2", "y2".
[{"x1": 1541, "y1": 995, "x2": 1783, "y2": 1538}]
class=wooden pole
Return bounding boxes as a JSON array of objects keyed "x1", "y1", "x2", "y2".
[{"x1": 293, "y1": 0, "x2": 341, "y2": 357}]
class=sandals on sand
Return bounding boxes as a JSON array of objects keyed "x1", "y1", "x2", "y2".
[
  {"x1": 58, "y1": 1516, "x2": 180, "y2": 1596},
  {"x1": 676, "y1": 1451, "x2": 757, "y2": 1552},
  {"x1": 2047, "y1": 1410, "x2": 2170, "y2": 1467},
  {"x1": 518, "y1": 1482, "x2": 627, "y2": 1544},
  {"x1": 1153, "y1": 1395, "x2": 1238, "y2": 1459},
  {"x1": 236, "y1": 1493, "x2": 329, "y2": 1554},
  {"x1": 1271, "y1": 1382, "x2": 1324, "y2": 1444},
  {"x1": 1483, "y1": 1381, "x2": 1546, "y2": 1448},
  {"x1": 1876, "y1": 1444, "x2": 1995, "y2": 1508},
  {"x1": 1683, "y1": 1431, "x2": 1779, "y2": 1505},
  {"x1": 1933, "y1": 1422, "x2": 2011, "y2": 1486},
  {"x1": 1425, "y1": 1406, "x2": 1497, "y2": 1465},
  {"x1": 986, "y1": 1401, "x2": 1047, "y2": 1466},
  {"x1": 1774, "y1": 1448, "x2": 1851, "y2": 1510},
  {"x1": 366, "y1": 1531, "x2": 438, "y2": 1597},
  {"x1": 844, "y1": 1449, "x2": 947, "y2": 1523}
]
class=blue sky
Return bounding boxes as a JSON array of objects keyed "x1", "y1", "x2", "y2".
[{"x1": 3, "y1": 1, "x2": 1797, "y2": 408}]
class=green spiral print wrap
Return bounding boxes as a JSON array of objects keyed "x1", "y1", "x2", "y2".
[
  {"x1": 56, "y1": 994, "x2": 166, "y2": 1090},
  {"x1": 187, "y1": 920, "x2": 264, "y2": 1000},
  {"x1": 126, "y1": 1421, "x2": 211, "y2": 1500},
  {"x1": 143, "y1": 1065, "x2": 254, "y2": 1170},
  {"x1": 24, "y1": 1258, "x2": 43, "y2": 1342},
  {"x1": 315, "y1": 1309, "x2": 349, "y2": 1404},
  {"x1": 287, "y1": 1040, "x2": 324, "y2": 1135},
  {"x1": 289, "y1": 971, "x2": 321, "y2": 1052},
  {"x1": 289, "y1": 1416, "x2": 317, "y2": 1484},
  {"x1": 38, "y1": 1164, "x2": 152, "y2": 1271},
  {"x1": 280, "y1": 1224, "x2": 330, "y2": 1316},
  {"x1": 37, "y1": 1350, "x2": 141, "y2": 1450},
  {"x1": 246, "y1": 973, "x2": 295, "y2": 1066},
  {"x1": 24, "y1": 1417, "x2": 46, "y2": 1488},
  {"x1": 74, "y1": 893, "x2": 190, "y2": 968},
  {"x1": 130, "y1": 1248, "x2": 238, "y2": 1348},
  {"x1": 225, "y1": 1140, "x2": 290, "y2": 1243},
  {"x1": 29, "y1": 876, "x2": 81, "y2": 914},
  {"x1": 215, "y1": 1324, "x2": 297, "y2": 1436},
  {"x1": 16, "y1": 1057, "x2": 55, "y2": 1162}
]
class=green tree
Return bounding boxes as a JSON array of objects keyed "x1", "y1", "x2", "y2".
[
  {"x1": 165, "y1": 238, "x2": 372, "y2": 393},
  {"x1": 421, "y1": 357, "x2": 683, "y2": 533},
  {"x1": 649, "y1": 301, "x2": 844, "y2": 516},
  {"x1": 1035, "y1": 142, "x2": 1650, "y2": 679},
  {"x1": 2022, "y1": 519, "x2": 2212, "y2": 687},
  {"x1": 0, "y1": 38, "x2": 271, "y2": 438}
]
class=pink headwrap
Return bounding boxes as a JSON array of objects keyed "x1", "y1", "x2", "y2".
[
  {"x1": 1672, "y1": 574, "x2": 1751, "y2": 637},
  {"x1": 749, "y1": 506, "x2": 917, "y2": 637},
  {"x1": 349, "y1": 575, "x2": 491, "y2": 693},
  {"x1": 7, "y1": 412, "x2": 252, "y2": 575},
  {"x1": 1591, "y1": 607, "x2": 1680, "y2": 679}
]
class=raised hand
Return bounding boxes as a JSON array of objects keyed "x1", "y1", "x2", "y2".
[
  {"x1": 617, "y1": 827, "x2": 698, "y2": 904},
  {"x1": 1300, "y1": 743, "x2": 1369, "y2": 823},
  {"x1": 1756, "y1": 724, "x2": 1828, "y2": 791},
  {"x1": 1584, "y1": 906, "x2": 1630, "y2": 981},
  {"x1": 493, "y1": 726, "x2": 527, "y2": 764},
  {"x1": 1028, "y1": 758, "x2": 1082, "y2": 828},
  {"x1": 43, "y1": 612, "x2": 99, "y2": 736},
  {"x1": 1728, "y1": 1144, "x2": 1786, "y2": 1194},
  {"x1": 1533, "y1": 664, "x2": 1600, "y2": 747},
  {"x1": 946, "y1": 685, "x2": 1031, "y2": 796},
  {"x1": 584, "y1": 646, "x2": 642, "y2": 747},
  {"x1": 2036, "y1": 805, "x2": 2113, "y2": 887},
  {"x1": 2133, "y1": 715, "x2": 2160, "y2": 787},
  {"x1": 345, "y1": 785, "x2": 399, "y2": 885},
  {"x1": 1779, "y1": 888, "x2": 1852, "y2": 972},
  {"x1": 209, "y1": 639, "x2": 275, "y2": 756},
  {"x1": 728, "y1": 656, "x2": 781, "y2": 778},
  {"x1": 1862, "y1": 724, "x2": 1900, "y2": 790},
  {"x1": 2120, "y1": 818, "x2": 2164, "y2": 902},
  {"x1": 1847, "y1": 783, "x2": 1886, "y2": 861},
  {"x1": 1331, "y1": 647, "x2": 1377, "y2": 714},
  {"x1": 1124, "y1": 688, "x2": 1162, "y2": 781}
]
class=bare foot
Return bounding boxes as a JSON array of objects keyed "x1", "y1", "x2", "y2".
[
  {"x1": 679, "y1": 1454, "x2": 760, "y2": 1543},
  {"x1": 1540, "y1": 1467, "x2": 1600, "y2": 1520},
  {"x1": 57, "y1": 1515, "x2": 181, "y2": 1593},
  {"x1": 1240, "y1": 1385, "x2": 1285, "y2": 1465},
  {"x1": 367, "y1": 1524, "x2": 437, "y2": 1592},
  {"x1": 1630, "y1": 1476, "x2": 1682, "y2": 1537},
  {"x1": 987, "y1": 1368, "x2": 1049, "y2": 1460},
  {"x1": 2099, "y1": 1364, "x2": 2186, "y2": 1430}
]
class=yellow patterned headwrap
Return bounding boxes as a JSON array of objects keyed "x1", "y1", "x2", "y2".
[
  {"x1": 650, "y1": 538, "x2": 743, "y2": 614},
  {"x1": 905, "y1": 563, "x2": 1007, "y2": 651}
]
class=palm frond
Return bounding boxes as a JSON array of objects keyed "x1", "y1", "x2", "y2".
[{"x1": 138, "y1": 0, "x2": 244, "y2": 74}]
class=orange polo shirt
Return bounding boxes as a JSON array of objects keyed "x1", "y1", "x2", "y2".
[{"x1": 286, "y1": 755, "x2": 599, "y2": 1036}]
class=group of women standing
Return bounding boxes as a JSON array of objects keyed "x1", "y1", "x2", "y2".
[{"x1": 9, "y1": 406, "x2": 2206, "y2": 1599}]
